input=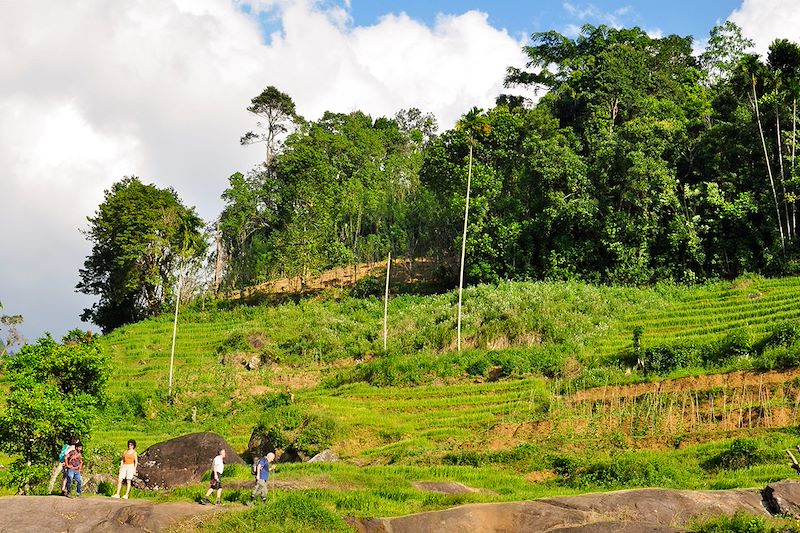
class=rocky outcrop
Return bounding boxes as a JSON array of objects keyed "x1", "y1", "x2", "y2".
[
  {"x1": 135, "y1": 432, "x2": 244, "y2": 490},
  {"x1": 0, "y1": 496, "x2": 217, "y2": 533},
  {"x1": 308, "y1": 449, "x2": 339, "y2": 463},
  {"x1": 354, "y1": 480, "x2": 800, "y2": 532}
]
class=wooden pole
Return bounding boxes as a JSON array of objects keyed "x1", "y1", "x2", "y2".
[
  {"x1": 457, "y1": 144, "x2": 473, "y2": 353},
  {"x1": 168, "y1": 273, "x2": 181, "y2": 399},
  {"x1": 383, "y1": 252, "x2": 391, "y2": 352}
]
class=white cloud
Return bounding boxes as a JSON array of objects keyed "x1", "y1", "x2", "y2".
[
  {"x1": 562, "y1": 2, "x2": 632, "y2": 28},
  {"x1": 729, "y1": 0, "x2": 800, "y2": 57},
  {"x1": 0, "y1": 0, "x2": 529, "y2": 340}
]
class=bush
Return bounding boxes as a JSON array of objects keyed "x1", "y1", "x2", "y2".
[
  {"x1": 350, "y1": 277, "x2": 383, "y2": 299},
  {"x1": 704, "y1": 330, "x2": 754, "y2": 366},
  {"x1": 97, "y1": 480, "x2": 115, "y2": 496},
  {"x1": 757, "y1": 321, "x2": 800, "y2": 351},
  {"x1": 295, "y1": 416, "x2": 337, "y2": 457},
  {"x1": 642, "y1": 343, "x2": 700, "y2": 374},
  {"x1": 702, "y1": 438, "x2": 763, "y2": 472},
  {"x1": 688, "y1": 510, "x2": 800, "y2": 533}
]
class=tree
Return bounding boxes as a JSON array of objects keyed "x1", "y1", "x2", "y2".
[
  {"x1": 0, "y1": 300, "x2": 24, "y2": 357},
  {"x1": 454, "y1": 108, "x2": 491, "y2": 352},
  {"x1": 0, "y1": 331, "x2": 108, "y2": 493},
  {"x1": 241, "y1": 86, "x2": 302, "y2": 167},
  {"x1": 77, "y1": 177, "x2": 207, "y2": 333},
  {"x1": 700, "y1": 21, "x2": 754, "y2": 84}
]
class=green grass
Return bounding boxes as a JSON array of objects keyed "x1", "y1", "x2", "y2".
[{"x1": 9, "y1": 274, "x2": 800, "y2": 530}]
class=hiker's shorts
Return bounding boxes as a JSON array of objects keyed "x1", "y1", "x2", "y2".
[{"x1": 119, "y1": 464, "x2": 136, "y2": 481}]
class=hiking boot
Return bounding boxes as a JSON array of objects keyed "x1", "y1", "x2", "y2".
[
  {"x1": 111, "y1": 494, "x2": 120, "y2": 498},
  {"x1": 199, "y1": 498, "x2": 210, "y2": 505},
  {"x1": 215, "y1": 499, "x2": 221, "y2": 506},
  {"x1": 122, "y1": 494, "x2": 128, "y2": 499},
  {"x1": 65, "y1": 493, "x2": 72, "y2": 498}
]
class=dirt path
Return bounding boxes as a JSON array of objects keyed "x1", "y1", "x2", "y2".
[{"x1": 0, "y1": 495, "x2": 221, "y2": 533}]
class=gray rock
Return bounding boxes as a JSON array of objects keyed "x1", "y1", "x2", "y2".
[
  {"x1": 134, "y1": 432, "x2": 244, "y2": 490},
  {"x1": 308, "y1": 449, "x2": 339, "y2": 463}
]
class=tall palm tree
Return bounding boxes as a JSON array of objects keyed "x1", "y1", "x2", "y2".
[{"x1": 455, "y1": 108, "x2": 491, "y2": 352}]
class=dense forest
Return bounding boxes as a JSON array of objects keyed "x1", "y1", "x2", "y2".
[{"x1": 78, "y1": 22, "x2": 800, "y2": 332}]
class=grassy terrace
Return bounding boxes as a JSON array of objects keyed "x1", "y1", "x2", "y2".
[
  {"x1": 53, "y1": 274, "x2": 800, "y2": 530},
  {"x1": 94, "y1": 274, "x2": 800, "y2": 453}
]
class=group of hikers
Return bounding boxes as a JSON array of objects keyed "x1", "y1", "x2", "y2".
[{"x1": 58, "y1": 439, "x2": 275, "y2": 505}]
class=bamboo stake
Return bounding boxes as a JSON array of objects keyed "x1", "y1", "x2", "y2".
[
  {"x1": 786, "y1": 449, "x2": 800, "y2": 474},
  {"x1": 383, "y1": 252, "x2": 391, "y2": 352},
  {"x1": 456, "y1": 144, "x2": 473, "y2": 353}
]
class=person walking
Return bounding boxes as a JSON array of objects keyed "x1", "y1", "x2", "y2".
[
  {"x1": 59, "y1": 438, "x2": 77, "y2": 496},
  {"x1": 248, "y1": 452, "x2": 275, "y2": 505},
  {"x1": 64, "y1": 442, "x2": 84, "y2": 498},
  {"x1": 200, "y1": 448, "x2": 226, "y2": 505},
  {"x1": 112, "y1": 439, "x2": 138, "y2": 499}
]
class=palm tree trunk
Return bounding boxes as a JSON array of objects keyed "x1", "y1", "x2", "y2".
[
  {"x1": 457, "y1": 145, "x2": 473, "y2": 353},
  {"x1": 793, "y1": 98, "x2": 797, "y2": 236},
  {"x1": 776, "y1": 108, "x2": 791, "y2": 240},
  {"x1": 753, "y1": 75, "x2": 785, "y2": 250}
]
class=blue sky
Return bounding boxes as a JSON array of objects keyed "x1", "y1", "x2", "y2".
[
  {"x1": 339, "y1": 1, "x2": 740, "y2": 42},
  {"x1": 1, "y1": 0, "x2": 798, "y2": 344},
  {"x1": 249, "y1": 1, "x2": 744, "y2": 49},
  {"x1": 350, "y1": 0, "x2": 741, "y2": 39}
]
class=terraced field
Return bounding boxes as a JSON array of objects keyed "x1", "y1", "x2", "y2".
[{"x1": 95, "y1": 274, "x2": 800, "y2": 467}]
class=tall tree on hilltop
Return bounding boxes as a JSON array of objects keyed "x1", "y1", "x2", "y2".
[
  {"x1": 699, "y1": 21, "x2": 754, "y2": 85},
  {"x1": 240, "y1": 86, "x2": 302, "y2": 168},
  {"x1": 768, "y1": 38, "x2": 800, "y2": 238},
  {"x1": 0, "y1": 300, "x2": 23, "y2": 357},
  {"x1": 77, "y1": 177, "x2": 207, "y2": 333},
  {"x1": 454, "y1": 107, "x2": 491, "y2": 352}
]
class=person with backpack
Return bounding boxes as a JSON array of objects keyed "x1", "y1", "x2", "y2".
[
  {"x1": 64, "y1": 442, "x2": 84, "y2": 498},
  {"x1": 248, "y1": 452, "x2": 275, "y2": 505},
  {"x1": 200, "y1": 448, "x2": 225, "y2": 505},
  {"x1": 112, "y1": 439, "x2": 138, "y2": 499},
  {"x1": 59, "y1": 438, "x2": 77, "y2": 496}
]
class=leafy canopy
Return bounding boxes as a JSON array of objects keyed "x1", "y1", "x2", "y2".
[
  {"x1": 77, "y1": 176, "x2": 206, "y2": 333},
  {"x1": 0, "y1": 331, "x2": 109, "y2": 492}
]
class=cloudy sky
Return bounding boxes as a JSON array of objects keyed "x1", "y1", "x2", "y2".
[{"x1": 1, "y1": 0, "x2": 798, "y2": 343}]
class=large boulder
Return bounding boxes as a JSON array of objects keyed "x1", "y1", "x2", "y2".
[{"x1": 135, "y1": 432, "x2": 244, "y2": 490}]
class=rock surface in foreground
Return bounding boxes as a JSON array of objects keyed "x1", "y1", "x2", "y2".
[
  {"x1": 0, "y1": 495, "x2": 217, "y2": 533},
  {"x1": 355, "y1": 480, "x2": 800, "y2": 532}
]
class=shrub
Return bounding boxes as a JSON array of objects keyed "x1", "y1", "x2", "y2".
[
  {"x1": 295, "y1": 416, "x2": 337, "y2": 457},
  {"x1": 350, "y1": 277, "x2": 383, "y2": 299},
  {"x1": 757, "y1": 321, "x2": 800, "y2": 351},
  {"x1": 642, "y1": 343, "x2": 700, "y2": 374},
  {"x1": 97, "y1": 480, "x2": 115, "y2": 496},
  {"x1": 704, "y1": 330, "x2": 754, "y2": 366},
  {"x1": 702, "y1": 438, "x2": 763, "y2": 472},
  {"x1": 688, "y1": 510, "x2": 800, "y2": 533}
]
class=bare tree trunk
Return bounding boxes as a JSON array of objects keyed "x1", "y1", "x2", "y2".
[
  {"x1": 753, "y1": 76, "x2": 785, "y2": 250},
  {"x1": 776, "y1": 109, "x2": 791, "y2": 240},
  {"x1": 457, "y1": 145, "x2": 473, "y2": 353},
  {"x1": 213, "y1": 222, "x2": 224, "y2": 293},
  {"x1": 793, "y1": 98, "x2": 797, "y2": 236}
]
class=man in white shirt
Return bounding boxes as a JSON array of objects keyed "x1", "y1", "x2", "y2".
[{"x1": 200, "y1": 448, "x2": 226, "y2": 505}]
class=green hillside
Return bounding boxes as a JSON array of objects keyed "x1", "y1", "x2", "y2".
[
  {"x1": 67, "y1": 275, "x2": 800, "y2": 529},
  {"x1": 95, "y1": 274, "x2": 800, "y2": 452}
]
